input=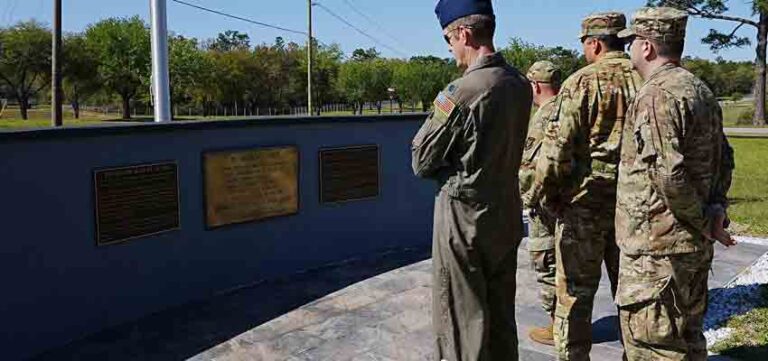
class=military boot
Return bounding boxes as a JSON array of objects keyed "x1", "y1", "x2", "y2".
[{"x1": 528, "y1": 321, "x2": 555, "y2": 346}]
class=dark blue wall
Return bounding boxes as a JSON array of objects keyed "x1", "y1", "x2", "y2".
[{"x1": 0, "y1": 115, "x2": 436, "y2": 360}]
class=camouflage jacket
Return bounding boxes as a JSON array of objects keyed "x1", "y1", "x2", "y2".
[
  {"x1": 521, "y1": 97, "x2": 559, "y2": 250},
  {"x1": 616, "y1": 63, "x2": 734, "y2": 256},
  {"x1": 520, "y1": 96, "x2": 559, "y2": 203},
  {"x1": 412, "y1": 53, "x2": 533, "y2": 203},
  {"x1": 530, "y1": 51, "x2": 642, "y2": 211}
]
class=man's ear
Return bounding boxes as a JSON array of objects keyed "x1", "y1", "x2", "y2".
[
  {"x1": 643, "y1": 40, "x2": 656, "y2": 61},
  {"x1": 460, "y1": 27, "x2": 471, "y2": 46},
  {"x1": 593, "y1": 39, "x2": 603, "y2": 56}
]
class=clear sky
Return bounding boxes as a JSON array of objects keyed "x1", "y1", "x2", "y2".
[{"x1": 0, "y1": 0, "x2": 759, "y2": 61}]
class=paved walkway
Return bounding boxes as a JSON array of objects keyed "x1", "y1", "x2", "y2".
[
  {"x1": 192, "y1": 240, "x2": 768, "y2": 361},
  {"x1": 725, "y1": 127, "x2": 768, "y2": 136}
]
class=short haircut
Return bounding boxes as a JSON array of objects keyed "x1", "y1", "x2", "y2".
[
  {"x1": 650, "y1": 38, "x2": 685, "y2": 59},
  {"x1": 445, "y1": 14, "x2": 496, "y2": 43},
  {"x1": 592, "y1": 35, "x2": 625, "y2": 52}
]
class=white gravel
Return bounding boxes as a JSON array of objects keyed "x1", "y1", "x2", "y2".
[{"x1": 705, "y1": 247, "x2": 768, "y2": 349}]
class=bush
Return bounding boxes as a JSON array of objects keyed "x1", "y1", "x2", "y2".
[{"x1": 737, "y1": 106, "x2": 755, "y2": 125}]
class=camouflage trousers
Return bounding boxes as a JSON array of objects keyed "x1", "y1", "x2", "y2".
[
  {"x1": 553, "y1": 206, "x2": 620, "y2": 361},
  {"x1": 528, "y1": 212, "x2": 557, "y2": 317},
  {"x1": 432, "y1": 191, "x2": 521, "y2": 361},
  {"x1": 531, "y1": 249, "x2": 557, "y2": 316},
  {"x1": 617, "y1": 243, "x2": 714, "y2": 361}
]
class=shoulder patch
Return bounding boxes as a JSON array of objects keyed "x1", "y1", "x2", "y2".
[{"x1": 434, "y1": 92, "x2": 457, "y2": 120}]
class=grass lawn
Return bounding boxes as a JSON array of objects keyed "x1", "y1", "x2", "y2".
[
  {"x1": 722, "y1": 101, "x2": 768, "y2": 128},
  {"x1": 716, "y1": 138, "x2": 768, "y2": 359},
  {"x1": 0, "y1": 107, "x2": 115, "y2": 130},
  {"x1": 0, "y1": 106, "x2": 427, "y2": 131},
  {"x1": 723, "y1": 102, "x2": 751, "y2": 127},
  {"x1": 711, "y1": 287, "x2": 768, "y2": 359},
  {"x1": 729, "y1": 137, "x2": 768, "y2": 237}
]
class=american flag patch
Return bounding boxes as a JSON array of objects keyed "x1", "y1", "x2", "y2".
[{"x1": 433, "y1": 92, "x2": 456, "y2": 118}]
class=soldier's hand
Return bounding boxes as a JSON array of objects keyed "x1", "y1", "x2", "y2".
[{"x1": 709, "y1": 213, "x2": 737, "y2": 248}]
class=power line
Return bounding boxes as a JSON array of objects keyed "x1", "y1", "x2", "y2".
[
  {"x1": 170, "y1": 0, "x2": 308, "y2": 36},
  {"x1": 313, "y1": 2, "x2": 408, "y2": 58},
  {"x1": 340, "y1": 0, "x2": 407, "y2": 50}
]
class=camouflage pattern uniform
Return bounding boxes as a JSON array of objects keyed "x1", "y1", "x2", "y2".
[
  {"x1": 521, "y1": 61, "x2": 562, "y2": 318},
  {"x1": 615, "y1": 8, "x2": 735, "y2": 360},
  {"x1": 412, "y1": 52, "x2": 532, "y2": 360},
  {"x1": 529, "y1": 12, "x2": 642, "y2": 360}
]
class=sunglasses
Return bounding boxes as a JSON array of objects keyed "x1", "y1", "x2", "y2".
[{"x1": 443, "y1": 25, "x2": 473, "y2": 45}]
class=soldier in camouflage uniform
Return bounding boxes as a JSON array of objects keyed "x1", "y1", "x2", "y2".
[
  {"x1": 616, "y1": 8, "x2": 736, "y2": 360},
  {"x1": 528, "y1": 12, "x2": 642, "y2": 360},
  {"x1": 412, "y1": 1, "x2": 532, "y2": 360},
  {"x1": 520, "y1": 60, "x2": 562, "y2": 346}
]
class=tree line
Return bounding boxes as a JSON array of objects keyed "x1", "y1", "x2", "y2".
[{"x1": 0, "y1": 16, "x2": 758, "y2": 121}]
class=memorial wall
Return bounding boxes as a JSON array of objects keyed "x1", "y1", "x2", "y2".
[{"x1": 0, "y1": 115, "x2": 435, "y2": 360}]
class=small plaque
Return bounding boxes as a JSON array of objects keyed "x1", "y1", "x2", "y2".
[
  {"x1": 204, "y1": 146, "x2": 299, "y2": 228},
  {"x1": 94, "y1": 162, "x2": 180, "y2": 246},
  {"x1": 320, "y1": 145, "x2": 380, "y2": 203}
]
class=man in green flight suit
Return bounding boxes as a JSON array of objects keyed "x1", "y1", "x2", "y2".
[
  {"x1": 412, "y1": 0, "x2": 532, "y2": 359},
  {"x1": 520, "y1": 60, "x2": 563, "y2": 346},
  {"x1": 528, "y1": 12, "x2": 642, "y2": 360}
]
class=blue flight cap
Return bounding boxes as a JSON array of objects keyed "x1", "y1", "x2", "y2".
[{"x1": 435, "y1": 0, "x2": 495, "y2": 29}]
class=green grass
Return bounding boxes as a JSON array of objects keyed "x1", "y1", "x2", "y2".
[
  {"x1": 729, "y1": 137, "x2": 768, "y2": 236},
  {"x1": 0, "y1": 107, "x2": 115, "y2": 130},
  {"x1": 0, "y1": 105, "x2": 427, "y2": 130},
  {"x1": 722, "y1": 101, "x2": 768, "y2": 128},
  {"x1": 711, "y1": 296, "x2": 768, "y2": 359}
]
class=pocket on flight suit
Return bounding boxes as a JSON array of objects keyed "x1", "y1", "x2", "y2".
[{"x1": 617, "y1": 274, "x2": 685, "y2": 346}]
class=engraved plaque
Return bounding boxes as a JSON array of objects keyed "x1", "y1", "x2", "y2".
[
  {"x1": 94, "y1": 162, "x2": 180, "y2": 246},
  {"x1": 320, "y1": 145, "x2": 380, "y2": 203},
  {"x1": 204, "y1": 146, "x2": 299, "y2": 228}
]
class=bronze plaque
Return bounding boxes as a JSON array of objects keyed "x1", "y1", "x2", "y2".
[
  {"x1": 320, "y1": 145, "x2": 380, "y2": 203},
  {"x1": 94, "y1": 162, "x2": 180, "y2": 246},
  {"x1": 204, "y1": 146, "x2": 299, "y2": 228}
]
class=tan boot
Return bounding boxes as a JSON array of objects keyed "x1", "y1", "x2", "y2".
[{"x1": 528, "y1": 322, "x2": 555, "y2": 346}]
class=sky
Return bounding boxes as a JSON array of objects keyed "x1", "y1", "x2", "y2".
[{"x1": 0, "y1": 0, "x2": 759, "y2": 61}]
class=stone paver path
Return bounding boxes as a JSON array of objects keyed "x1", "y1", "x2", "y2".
[{"x1": 192, "y1": 240, "x2": 768, "y2": 361}]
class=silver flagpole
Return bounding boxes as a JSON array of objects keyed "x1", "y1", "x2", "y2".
[{"x1": 150, "y1": 0, "x2": 172, "y2": 122}]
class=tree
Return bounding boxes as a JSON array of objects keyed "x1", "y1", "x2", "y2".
[
  {"x1": 63, "y1": 34, "x2": 100, "y2": 119},
  {"x1": 208, "y1": 49, "x2": 252, "y2": 114},
  {"x1": 208, "y1": 30, "x2": 251, "y2": 52},
  {"x1": 683, "y1": 57, "x2": 754, "y2": 97},
  {"x1": 649, "y1": 0, "x2": 768, "y2": 125},
  {"x1": 0, "y1": 21, "x2": 51, "y2": 120},
  {"x1": 393, "y1": 56, "x2": 457, "y2": 112},
  {"x1": 337, "y1": 57, "x2": 394, "y2": 114},
  {"x1": 295, "y1": 40, "x2": 344, "y2": 114},
  {"x1": 85, "y1": 16, "x2": 150, "y2": 119},
  {"x1": 351, "y1": 47, "x2": 380, "y2": 61},
  {"x1": 500, "y1": 37, "x2": 585, "y2": 79},
  {"x1": 168, "y1": 35, "x2": 207, "y2": 117}
]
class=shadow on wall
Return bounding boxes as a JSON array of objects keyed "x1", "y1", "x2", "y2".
[{"x1": 31, "y1": 247, "x2": 430, "y2": 361}]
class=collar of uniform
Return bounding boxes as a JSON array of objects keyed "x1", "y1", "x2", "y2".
[
  {"x1": 539, "y1": 95, "x2": 558, "y2": 110},
  {"x1": 645, "y1": 62, "x2": 678, "y2": 83},
  {"x1": 464, "y1": 52, "x2": 505, "y2": 75},
  {"x1": 597, "y1": 51, "x2": 628, "y2": 63}
]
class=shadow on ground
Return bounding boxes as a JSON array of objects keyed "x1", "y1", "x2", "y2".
[
  {"x1": 717, "y1": 346, "x2": 768, "y2": 360},
  {"x1": 31, "y1": 247, "x2": 430, "y2": 361},
  {"x1": 592, "y1": 315, "x2": 620, "y2": 344}
]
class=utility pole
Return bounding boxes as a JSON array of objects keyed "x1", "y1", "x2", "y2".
[
  {"x1": 52, "y1": 0, "x2": 62, "y2": 127},
  {"x1": 307, "y1": 0, "x2": 313, "y2": 115},
  {"x1": 150, "y1": 0, "x2": 172, "y2": 122}
]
